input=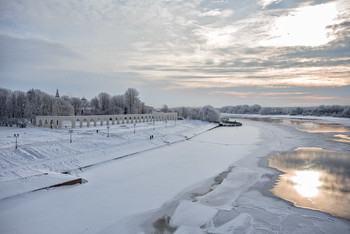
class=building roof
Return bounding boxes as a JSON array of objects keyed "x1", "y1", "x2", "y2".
[{"x1": 55, "y1": 89, "x2": 60, "y2": 98}]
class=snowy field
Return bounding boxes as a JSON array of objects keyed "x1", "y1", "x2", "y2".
[{"x1": 0, "y1": 117, "x2": 350, "y2": 233}]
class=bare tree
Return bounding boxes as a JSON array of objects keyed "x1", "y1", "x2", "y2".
[
  {"x1": 161, "y1": 104, "x2": 169, "y2": 113},
  {"x1": 0, "y1": 88, "x2": 10, "y2": 119},
  {"x1": 90, "y1": 97, "x2": 100, "y2": 114},
  {"x1": 124, "y1": 88, "x2": 140, "y2": 114},
  {"x1": 98, "y1": 92, "x2": 111, "y2": 114},
  {"x1": 69, "y1": 97, "x2": 82, "y2": 116},
  {"x1": 53, "y1": 98, "x2": 74, "y2": 116},
  {"x1": 109, "y1": 95, "x2": 125, "y2": 114}
]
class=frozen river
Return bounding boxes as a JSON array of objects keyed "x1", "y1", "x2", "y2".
[
  {"x1": 0, "y1": 117, "x2": 350, "y2": 233},
  {"x1": 269, "y1": 147, "x2": 350, "y2": 221}
]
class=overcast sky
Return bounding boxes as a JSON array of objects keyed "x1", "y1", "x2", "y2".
[{"x1": 1, "y1": 0, "x2": 349, "y2": 107}]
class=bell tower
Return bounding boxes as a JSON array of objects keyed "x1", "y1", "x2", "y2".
[{"x1": 55, "y1": 89, "x2": 60, "y2": 98}]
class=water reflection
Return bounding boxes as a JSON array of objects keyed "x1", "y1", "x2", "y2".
[
  {"x1": 230, "y1": 116, "x2": 350, "y2": 143},
  {"x1": 333, "y1": 134, "x2": 350, "y2": 144},
  {"x1": 292, "y1": 170, "x2": 322, "y2": 198},
  {"x1": 269, "y1": 148, "x2": 350, "y2": 221},
  {"x1": 290, "y1": 121, "x2": 350, "y2": 133}
]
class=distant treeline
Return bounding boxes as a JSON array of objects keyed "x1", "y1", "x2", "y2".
[
  {"x1": 0, "y1": 87, "x2": 153, "y2": 126},
  {"x1": 219, "y1": 105, "x2": 350, "y2": 118}
]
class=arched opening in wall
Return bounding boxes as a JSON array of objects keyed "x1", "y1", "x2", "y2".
[
  {"x1": 82, "y1": 118, "x2": 88, "y2": 127},
  {"x1": 76, "y1": 119, "x2": 82, "y2": 128},
  {"x1": 38, "y1": 119, "x2": 43, "y2": 127},
  {"x1": 90, "y1": 119, "x2": 95, "y2": 127},
  {"x1": 97, "y1": 118, "x2": 101, "y2": 126},
  {"x1": 62, "y1": 120, "x2": 72, "y2": 128},
  {"x1": 50, "y1": 119, "x2": 54, "y2": 128}
]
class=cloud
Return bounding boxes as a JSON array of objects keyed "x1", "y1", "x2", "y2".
[
  {"x1": 259, "y1": 0, "x2": 282, "y2": 8},
  {"x1": 0, "y1": 0, "x2": 349, "y2": 106},
  {"x1": 209, "y1": 90, "x2": 350, "y2": 102},
  {"x1": 0, "y1": 33, "x2": 79, "y2": 70}
]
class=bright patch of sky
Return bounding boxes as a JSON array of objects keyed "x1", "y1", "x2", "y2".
[
  {"x1": 263, "y1": 2, "x2": 341, "y2": 46},
  {"x1": 0, "y1": 0, "x2": 349, "y2": 107}
]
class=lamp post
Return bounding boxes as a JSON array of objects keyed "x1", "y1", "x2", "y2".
[
  {"x1": 69, "y1": 129, "x2": 73, "y2": 143},
  {"x1": 107, "y1": 126, "x2": 110, "y2": 137},
  {"x1": 134, "y1": 123, "x2": 136, "y2": 133},
  {"x1": 14, "y1": 134, "x2": 19, "y2": 149}
]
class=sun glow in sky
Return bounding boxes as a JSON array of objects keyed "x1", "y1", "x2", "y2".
[
  {"x1": 0, "y1": 0, "x2": 349, "y2": 107},
  {"x1": 263, "y1": 2, "x2": 340, "y2": 47}
]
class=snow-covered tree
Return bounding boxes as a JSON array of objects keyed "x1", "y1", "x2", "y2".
[
  {"x1": 69, "y1": 97, "x2": 82, "y2": 116},
  {"x1": 161, "y1": 104, "x2": 169, "y2": 113},
  {"x1": 54, "y1": 98, "x2": 74, "y2": 116},
  {"x1": 98, "y1": 92, "x2": 110, "y2": 114},
  {"x1": 90, "y1": 97, "x2": 100, "y2": 114},
  {"x1": 109, "y1": 95, "x2": 125, "y2": 114},
  {"x1": 199, "y1": 105, "x2": 221, "y2": 123},
  {"x1": 188, "y1": 107, "x2": 200, "y2": 120},
  {"x1": 0, "y1": 88, "x2": 10, "y2": 119},
  {"x1": 124, "y1": 88, "x2": 140, "y2": 114}
]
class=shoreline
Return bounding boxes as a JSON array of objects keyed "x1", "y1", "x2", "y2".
[{"x1": 123, "y1": 118, "x2": 350, "y2": 233}]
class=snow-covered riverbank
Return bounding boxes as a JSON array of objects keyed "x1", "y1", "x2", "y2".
[
  {"x1": 0, "y1": 118, "x2": 349, "y2": 233},
  {"x1": 0, "y1": 120, "x2": 216, "y2": 183}
]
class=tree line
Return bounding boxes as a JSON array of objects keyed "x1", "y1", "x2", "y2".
[
  {"x1": 220, "y1": 105, "x2": 350, "y2": 118},
  {"x1": 0, "y1": 87, "x2": 153, "y2": 126},
  {"x1": 172, "y1": 105, "x2": 221, "y2": 123}
]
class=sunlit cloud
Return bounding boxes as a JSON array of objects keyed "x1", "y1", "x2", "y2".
[
  {"x1": 209, "y1": 91, "x2": 350, "y2": 103},
  {"x1": 195, "y1": 25, "x2": 239, "y2": 49},
  {"x1": 259, "y1": 0, "x2": 282, "y2": 8},
  {"x1": 169, "y1": 75, "x2": 349, "y2": 89},
  {"x1": 209, "y1": 91, "x2": 310, "y2": 98},
  {"x1": 262, "y1": 2, "x2": 342, "y2": 47},
  {"x1": 200, "y1": 9, "x2": 222, "y2": 17},
  {"x1": 286, "y1": 95, "x2": 350, "y2": 101}
]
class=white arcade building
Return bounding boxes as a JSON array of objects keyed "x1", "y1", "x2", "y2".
[{"x1": 35, "y1": 113, "x2": 178, "y2": 129}]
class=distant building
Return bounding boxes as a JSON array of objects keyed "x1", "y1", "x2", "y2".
[
  {"x1": 152, "y1": 108, "x2": 164, "y2": 114},
  {"x1": 78, "y1": 97, "x2": 93, "y2": 115},
  {"x1": 55, "y1": 89, "x2": 60, "y2": 98}
]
